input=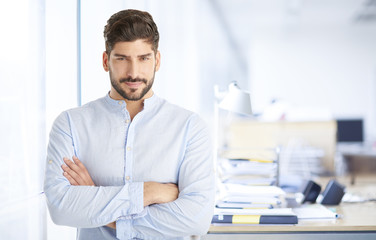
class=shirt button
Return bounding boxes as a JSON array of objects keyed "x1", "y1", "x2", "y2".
[
  {"x1": 126, "y1": 176, "x2": 130, "y2": 181},
  {"x1": 118, "y1": 101, "x2": 123, "y2": 105},
  {"x1": 48, "y1": 160, "x2": 53, "y2": 164},
  {"x1": 127, "y1": 146, "x2": 131, "y2": 151},
  {"x1": 125, "y1": 119, "x2": 130, "y2": 124}
]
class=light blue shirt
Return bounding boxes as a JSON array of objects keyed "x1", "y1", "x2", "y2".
[{"x1": 44, "y1": 93, "x2": 215, "y2": 240}]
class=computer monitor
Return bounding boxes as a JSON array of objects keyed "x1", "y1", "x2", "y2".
[{"x1": 336, "y1": 119, "x2": 364, "y2": 143}]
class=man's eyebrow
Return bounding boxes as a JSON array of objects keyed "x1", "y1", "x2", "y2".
[
  {"x1": 112, "y1": 53, "x2": 153, "y2": 58},
  {"x1": 113, "y1": 53, "x2": 129, "y2": 58},
  {"x1": 138, "y1": 53, "x2": 153, "y2": 58}
]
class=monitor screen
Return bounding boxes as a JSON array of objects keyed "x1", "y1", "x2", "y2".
[{"x1": 336, "y1": 119, "x2": 364, "y2": 143}]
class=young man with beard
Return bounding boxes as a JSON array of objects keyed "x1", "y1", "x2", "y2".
[{"x1": 44, "y1": 9, "x2": 215, "y2": 240}]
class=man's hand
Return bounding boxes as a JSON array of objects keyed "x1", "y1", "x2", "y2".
[
  {"x1": 61, "y1": 156, "x2": 95, "y2": 186},
  {"x1": 143, "y1": 182, "x2": 179, "y2": 207},
  {"x1": 61, "y1": 156, "x2": 116, "y2": 229}
]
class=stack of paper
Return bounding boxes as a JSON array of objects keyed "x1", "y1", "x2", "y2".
[
  {"x1": 213, "y1": 151, "x2": 295, "y2": 224},
  {"x1": 220, "y1": 196, "x2": 282, "y2": 205},
  {"x1": 216, "y1": 184, "x2": 285, "y2": 209},
  {"x1": 218, "y1": 158, "x2": 278, "y2": 186},
  {"x1": 222, "y1": 184, "x2": 285, "y2": 197},
  {"x1": 220, "y1": 159, "x2": 277, "y2": 175}
]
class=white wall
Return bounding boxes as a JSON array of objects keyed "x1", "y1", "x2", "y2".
[
  {"x1": 45, "y1": 0, "x2": 78, "y2": 129},
  {"x1": 45, "y1": 0, "x2": 78, "y2": 239},
  {"x1": 0, "y1": 0, "x2": 46, "y2": 239},
  {"x1": 248, "y1": 3, "x2": 376, "y2": 142}
]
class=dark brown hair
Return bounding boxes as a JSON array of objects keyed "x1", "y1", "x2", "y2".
[{"x1": 103, "y1": 9, "x2": 159, "y2": 55}]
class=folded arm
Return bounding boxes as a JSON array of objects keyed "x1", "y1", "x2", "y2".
[
  {"x1": 62, "y1": 115, "x2": 215, "y2": 239},
  {"x1": 61, "y1": 156, "x2": 179, "y2": 229},
  {"x1": 44, "y1": 112, "x2": 144, "y2": 228},
  {"x1": 47, "y1": 112, "x2": 215, "y2": 238},
  {"x1": 45, "y1": 112, "x2": 181, "y2": 229},
  {"x1": 124, "y1": 118, "x2": 215, "y2": 239}
]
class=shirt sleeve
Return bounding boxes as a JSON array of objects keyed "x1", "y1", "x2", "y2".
[
  {"x1": 44, "y1": 112, "x2": 144, "y2": 228},
  {"x1": 116, "y1": 115, "x2": 215, "y2": 240}
]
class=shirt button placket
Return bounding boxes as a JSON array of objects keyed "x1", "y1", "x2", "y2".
[{"x1": 124, "y1": 109, "x2": 131, "y2": 184}]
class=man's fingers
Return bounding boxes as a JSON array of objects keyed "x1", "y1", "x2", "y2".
[
  {"x1": 72, "y1": 156, "x2": 95, "y2": 186},
  {"x1": 72, "y1": 156, "x2": 86, "y2": 170},
  {"x1": 61, "y1": 163, "x2": 85, "y2": 185},
  {"x1": 62, "y1": 157, "x2": 95, "y2": 186},
  {"x1": 72, "y1": 156, "x2": 91, "y2": 178},
  {"x1": 63, "y1": 157, "x2": 82, "y2": 173},
  {"x1": 63, "y1": 171, "x2": 79, "y2": 185}
]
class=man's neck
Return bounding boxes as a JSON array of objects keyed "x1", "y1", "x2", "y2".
[
  {"x1": 109, "y1": 90, "x2": 153, "y2": 120},
  {"x1": 125, "y1": 99, "x2": 144, "y2": 120}
]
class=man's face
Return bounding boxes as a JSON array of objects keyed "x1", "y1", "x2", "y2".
[{"x1": 103, "y1": 39, "x2": 160, "y2": 101}]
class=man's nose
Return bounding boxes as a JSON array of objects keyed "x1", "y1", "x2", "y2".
[{"x1": 126, "y1": 61, "x2": 139, "y2": 79}]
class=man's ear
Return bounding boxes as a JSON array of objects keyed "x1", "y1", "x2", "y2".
[
  {"x1": 103, "y1": 51, "x2": 109, "y2": 72},
  {"x1": 155, "y1": 51, "x2": 161, "y2": 72}
]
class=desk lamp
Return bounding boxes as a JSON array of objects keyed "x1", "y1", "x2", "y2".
[
  {"x1": 213, "y1": 81, "x2": 252, "y2": 165},
  {"x1": 218, "y1": 82, "x2": 252, "y2": 116},
  {"x1": 213, "y1": 82, "x2": 253, "y2": 195}
]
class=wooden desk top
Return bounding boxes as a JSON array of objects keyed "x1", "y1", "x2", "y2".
[{"x1": 209, "y1": 175, "x2": 376, "y2": 233}]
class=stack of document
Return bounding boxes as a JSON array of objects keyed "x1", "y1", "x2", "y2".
[
  {"x1": 213, "y1": 151, "x2": 296, "y2": 225},
  {"x1": 216, "y1": 184, "x2": 285, "y2": 210},
  {"x1": 220, "y1": 159, "x2": 277, "y2": 175},
  {"x1": 213, "y1": 184, "x2": 298, "y2": 224},
  {"x1": 216, "y1": 197, "x2": 280, "y2": 210},
  {"x1": 222, "y1": 184, "x2": 285, "y2": 197},
  {"x1": 218, "y1": 158, "x2": 278, "y2": 186}
]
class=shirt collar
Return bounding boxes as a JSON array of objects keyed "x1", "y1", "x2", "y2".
[
  {"x1": 104, "y1": 92, "x2": 159, "y2": 110},
  {"x1": 143, "y1": 93, "x2": 158, "y2": 109}
]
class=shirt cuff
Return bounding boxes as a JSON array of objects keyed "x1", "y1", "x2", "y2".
[
  {"x1": 128, "y1": 182, "x2": 144, "y2": 215},
  {"x1": 116, "y1": 219, "x2": 131, "y2": 240},
  {"x1": 116, "y1": 218, "x2": 146, "y2": 240}
]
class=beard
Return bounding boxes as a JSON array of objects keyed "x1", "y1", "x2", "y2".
[{"x1": 110, "y1": 70, "x2": 155, "y2": 101}]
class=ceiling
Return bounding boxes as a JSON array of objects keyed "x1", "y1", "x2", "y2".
[{"x1": 214, "y1": 0, "x2": 376, "y2": 28}]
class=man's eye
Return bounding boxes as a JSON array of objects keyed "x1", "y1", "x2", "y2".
[
  {"x1": 141, "y1": 57, "x2": 149, "y2": 61},
  {"x1": 117, "y1": 58, "x2": 125, "y2": 61}
]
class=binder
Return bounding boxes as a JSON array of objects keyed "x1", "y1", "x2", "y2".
[
  {"x1": 212, "y1": 207, "x2": 298, "y2": 224},
  {"x1": 212, "y1": 214, "x2": 298, "y2": 224}
]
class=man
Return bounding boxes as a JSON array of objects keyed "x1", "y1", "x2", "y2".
[{"x1": 44, "y1": 9, "x2": 215, "y2": 240}]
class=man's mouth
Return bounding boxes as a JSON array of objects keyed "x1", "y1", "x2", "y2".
[{"x1": 124, "y1": 81, "x2": 143, "y2": 88}]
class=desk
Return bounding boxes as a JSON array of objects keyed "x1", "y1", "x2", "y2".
[{"x1": 203, "y1": 176, "x2": 376, "y2": 240}]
